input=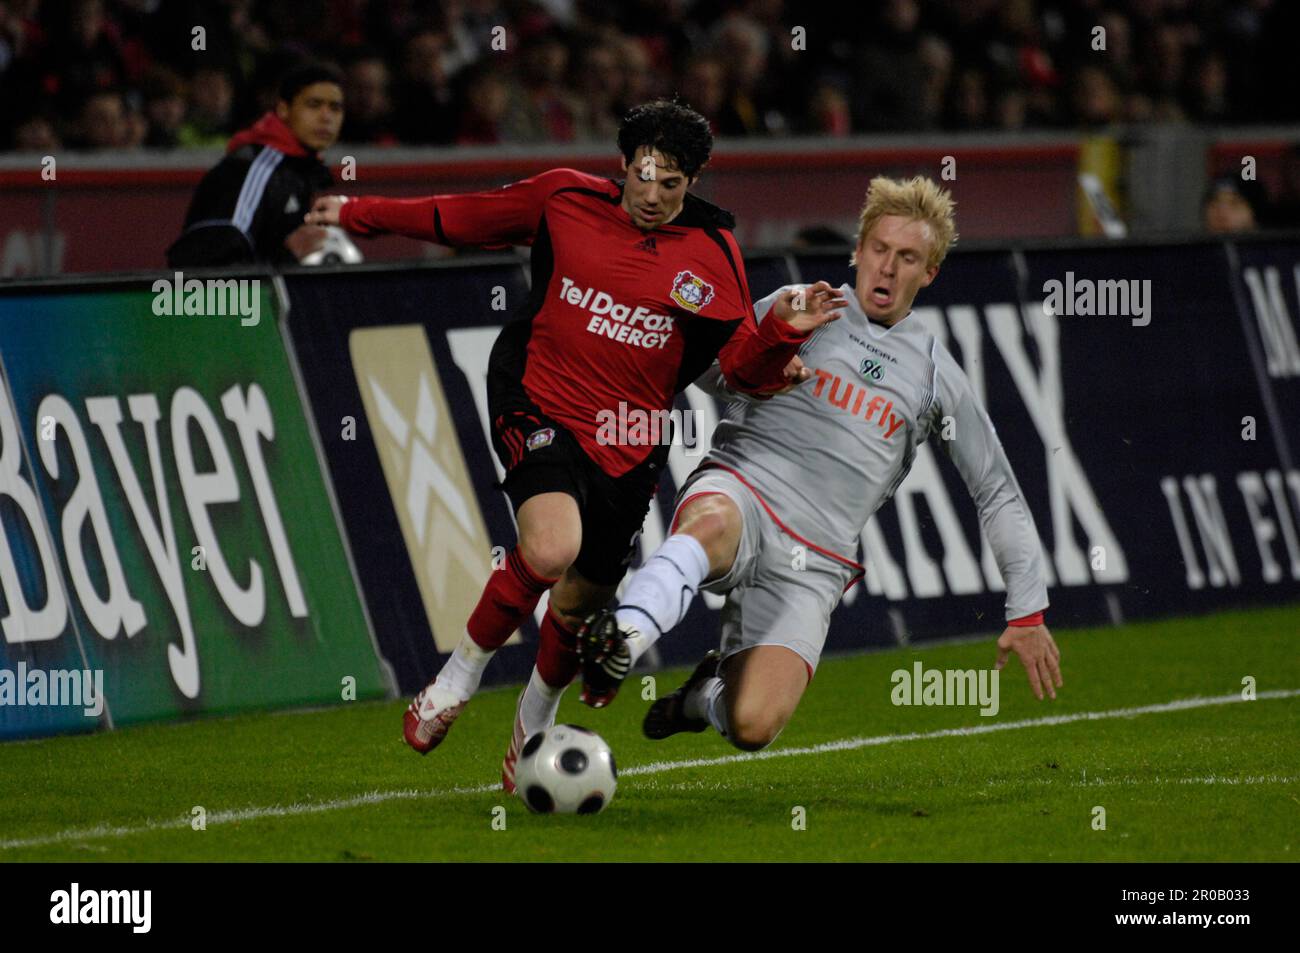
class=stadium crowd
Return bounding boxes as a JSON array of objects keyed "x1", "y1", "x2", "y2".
[{"x1": 2, "y1": 0, "x2": 1299, "y2": 155}]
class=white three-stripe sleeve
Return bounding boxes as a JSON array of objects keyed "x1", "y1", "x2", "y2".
[{"x1": 231, "y1": 147, "x2": 285, "y2": 237}]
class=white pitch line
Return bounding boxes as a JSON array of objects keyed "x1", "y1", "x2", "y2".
[
  {"x1": 1, "y1": 688, "x2": 1295, "y2": 852},
  {"x1": 622, "y1": 688, "x2": 1299, "y2": 775}
]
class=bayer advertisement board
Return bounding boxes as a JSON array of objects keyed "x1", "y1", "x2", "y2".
[
  {"x1": 0, "y1": 275, "x2": 392, "y2": 740},
  {"x1": 283, "y1": 242, "x2": 1300, "y2": 698}
]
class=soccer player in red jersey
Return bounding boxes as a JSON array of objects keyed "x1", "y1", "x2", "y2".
[{"x1": 306, "y1": 100, "x2": 844, "y2": 789}]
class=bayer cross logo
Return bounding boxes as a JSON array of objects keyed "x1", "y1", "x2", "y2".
[{"x1": 859, "y1": 357, "x2": 885, "y2": 382}]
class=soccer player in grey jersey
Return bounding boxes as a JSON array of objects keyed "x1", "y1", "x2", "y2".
[{"x1": 577, "y1": 176, "x2": 1063, "y2": 751}]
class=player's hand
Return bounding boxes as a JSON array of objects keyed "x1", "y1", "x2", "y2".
[
  {"x1": 995, "y1": 624, "x2": 1062, "y2": 701},
  {"x1": 771, "y1": 281, "x2": 846, "y2": 333},
  {"x1": 284, "y1": 224, "x2": 328, "y2": 260},
  {"x1": 769, "y1": 356, "x2": 812, "y2": 394},
  {"x1": 304, "y1": 194, "x2": 349, "y2": 227}
]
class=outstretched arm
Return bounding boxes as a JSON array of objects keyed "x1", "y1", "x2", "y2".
[
  {"x1": 930, "y1": 343, "x2": 1061, "y2": 699},
  {"x1": 304, "y1": 167, "x2": 579, "y2": 247}
]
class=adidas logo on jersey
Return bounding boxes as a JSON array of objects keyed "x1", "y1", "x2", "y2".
[
  {"x1": 635, "y1": 236, "x2": 658, "y2": 255},
  {"x1": 284, "y1": 195, "x2": 300, "y2": 214}
]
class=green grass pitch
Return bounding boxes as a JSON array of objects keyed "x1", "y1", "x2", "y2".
[{"x1": 1, "y1": 604, "x2": 1296, "y2": 862}]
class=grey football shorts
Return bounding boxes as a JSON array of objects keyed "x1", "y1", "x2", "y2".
[{"x1": 672, "y1": 465, "x2": 859, "y2": 674}]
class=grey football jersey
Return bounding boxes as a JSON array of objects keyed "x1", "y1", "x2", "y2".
[{"x1": 701, "y1": 283, "x2": 1049, "y2": 621}]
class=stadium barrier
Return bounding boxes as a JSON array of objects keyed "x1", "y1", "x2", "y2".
[
  {"x1": 0, "y1": 135, "x2": 1083, "y2": 276},
  {"x1": 3, "y1": 235, "x2": 1300, "y2": 737},
  {"x1": 5, "y1": 126, "x2": 1299, "y2": 279}
]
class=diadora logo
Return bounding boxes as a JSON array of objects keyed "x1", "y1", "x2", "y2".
[
  {"x1": 859, "y1": 357, "x2": 885, "y2": 382},
  {"x1": 670, "y1": 270, "x2": 715, "y2": 313},
  {"x1": 350, "y1": 326, "x2": 513, "y2": 652},
  {"x1": 635, "y1": 236, "x2": 658, "y2": 255}
]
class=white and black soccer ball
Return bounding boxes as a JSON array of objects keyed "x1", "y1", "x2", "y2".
[
  {"x1": 299, "y1": 226, "x2": 364, "y2": 265},
  {"x1": 514, "y1": 725, "x2": 617, "y2": 815}
]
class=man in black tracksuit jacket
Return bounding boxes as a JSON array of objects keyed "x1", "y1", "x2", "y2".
[{"x1": 166, "y1": 63, "x2": 344, "y2": 267}]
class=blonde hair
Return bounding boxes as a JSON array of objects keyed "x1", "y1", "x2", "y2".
[{"x1": 850, "y1": 175, "x2": 957, "y2": 270}]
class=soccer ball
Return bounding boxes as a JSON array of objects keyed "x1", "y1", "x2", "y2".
[
  {"x1": 299, "y1": 226, "x2": 364, "y2": 265},
  {"x1": 514, "y1": 724, "x2": 617, "y2": 814}
]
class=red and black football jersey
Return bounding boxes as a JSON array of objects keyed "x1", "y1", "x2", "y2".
[{"x1": 339, "y1": 168, "x2": 806, "y2": 476}]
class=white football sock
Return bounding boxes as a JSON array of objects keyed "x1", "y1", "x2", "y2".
[
  {"x1": 434, "y1": 632, "x2": 494, "y2": 701},
  {"x1": 518, "y1": 667, "x2": 565, "y2": 735},
  {"x1": 615, "y1": 534, "x2": 711, "y2": 665},
  {"x1": 684, "y1": 676, "x2": 728, "y2": 738}
]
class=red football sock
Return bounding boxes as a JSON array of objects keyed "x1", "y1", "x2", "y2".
[
  {"x1": 536, "y1": 605, "x2": 580, "y2": 689},
  {"x1": 465, "y1": 548, "x2": 556, "y2": 651}
]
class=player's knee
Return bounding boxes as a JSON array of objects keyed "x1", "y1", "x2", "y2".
[
  {"x1": 676, "y1": 498, "x2": 740, "y2": 573},
  {"x1": 517, "y1": 534, "x2": 580, "y2": 581},
  {"x1": 726, "y1": 702, "x2": 785, "y2": 751},
  {"x1": 682, "y1": 511, "x2": 729, "y2": 549}
]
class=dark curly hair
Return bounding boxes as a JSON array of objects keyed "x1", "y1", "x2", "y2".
[{"x1": 617, "y1": 98, "x2": 713, "y2": 180}]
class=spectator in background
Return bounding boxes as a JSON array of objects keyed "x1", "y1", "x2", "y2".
[
  {"x1": 439, "y1": 0, "x2": 488, "y2": 79},
  {"x1": 947, "y1": 67, "x2": 989, "y2": 130},
  {"x1": 1265, "y1": 145, "x2": 1300, "y2": 229},
  {"x1": 0, "y1": 0, "x2": 46, "y2": 70},
  {"x1": 1185, "y1": 48, "x2": 1229, "y2": 123},
  {"x1": 46, "y1": 0, "x2": 129, "y2": 117},
  {"x1": 11, "y1": 110, "x2": 60, "y2": 151},
  {"x1": 178, "y1": 66, "x2": 234, "y2": 147},
  {"x1": 995, "y1": 86, "x2": 1028, "y2": 130},
  {"x1": 1124, "y1": 90, "x2": 1155, "y2": 123},
  {"x1": 121, "y1": 87, "x2": 146, "y2": 147},
  {"x1": 392, "y1": 24, "x2": 456, "y2": 144},
  {"x1": 1149, "y1": 21, "x2": 1193, "y2": 104},
  {"x1": 573, "y1": 40, "x2": 623, "y2": 142},
  {"x1": 501, "y1": 30, "x2": 579, "y2": 143},
  {"x1": 615, "y1": 36, "x2": 655, "y2": 115},
  {"x1": 7, "y1": 0, "x2": 1300, "y2": 153},
  {"x1": 1071, "y1": 65, "x2": 1122, "y2": 128},
  {"x1": 711, "y1": 11, "x2": 785, "y2": 135},
  {"x1": 166, "y1": 62, "x2": 342, "y2": 267},
  {"x1": 1094, "y1": 10, "x2": 1135, "y2": 92},
  {"x1": 1202, "y1": 175, "x2": 1266, "y2": 234},
  {"x1": 454, "y1": 60, "x2": 509, "y2": 144},
  {"x1": 141, "y1": 65, "x2": 186, "y2": 148},
  {"x1": 853, "y1": 0, "x2": 928, "y2": 133},
  {"x1": 678, "y1": 53, "x2": 727, "y2": 134},
  {"x1": 917, "y1": 34, "x2": 953, "y2": 130},
  {"x1": 999, "y1": 0, "x2": 1060, "y2": 128},
  {"x1": 341, "y1": 50, "x2": 396, "y2": 146},
  {"x1": 808, "y1": 79, "x2": 851, "y2": 136},
  {"x1": 69, "y1": 87, "x2": 126, "y2": 149}
]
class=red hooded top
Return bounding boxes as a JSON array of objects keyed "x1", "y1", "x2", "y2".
[{"x1": 225, "y1": 112, "x2": 314, "y2": 158}]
